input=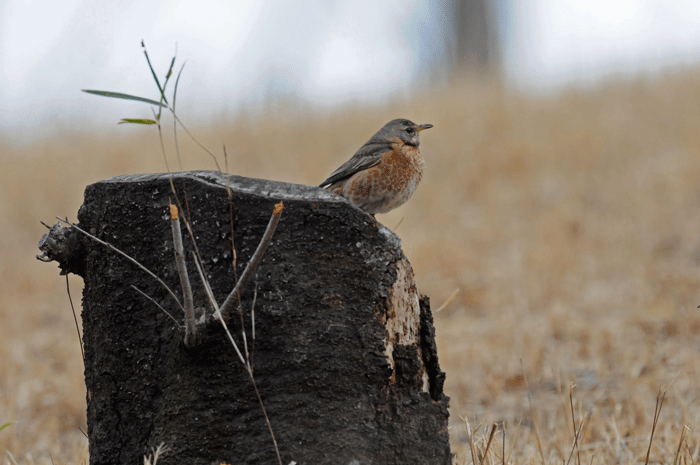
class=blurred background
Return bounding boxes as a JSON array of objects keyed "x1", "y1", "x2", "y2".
[
  {"x1": 3, "y1": 1, "x2": 700, "y2": 463},
  {"x1": 3, "y1": 0, "x2": 700, "y2": 137}
]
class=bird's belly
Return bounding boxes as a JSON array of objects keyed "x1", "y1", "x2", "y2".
[{"x1": 341, "y1": 149, "x2": 425, "y2": 215}]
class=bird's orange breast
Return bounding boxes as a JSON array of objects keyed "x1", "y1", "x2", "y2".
[{"x1": 330, "y1": 141, "x2": 425, "y2": 215}]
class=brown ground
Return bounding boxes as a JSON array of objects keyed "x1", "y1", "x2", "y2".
[{"x1": 3, "y1": 69, "x2": 700, "y2": 464}]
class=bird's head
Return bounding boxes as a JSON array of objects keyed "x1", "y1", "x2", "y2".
[{"x1": 374, "y1": 118, "x2": 433, "y2": 147}]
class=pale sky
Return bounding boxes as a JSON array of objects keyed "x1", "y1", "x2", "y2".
[
  {"x1": 1, "y1": 0, "x2": 700, "y2": 139},
  {"x1": 507, "y1": 0, "x2": 700, "y2": 88}
]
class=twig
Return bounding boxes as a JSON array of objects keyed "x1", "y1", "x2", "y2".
[
  {"x1": 57, "y1": 217, "x2": 184, "y2": 314},
  {"x1": 502, "y1": 422, "x2": 506, "y2": 465},
  {"x1": 170, "y1": 203, "x2": 196, "y2": 346},
  {"x1": 219, "y1": 202, "x2": 284, "y2": 320},
  {"x1": 80, "y1": 47, "x2": 283, "y2": 463},
  {"x1": 482, "y1": 423, "x2": 498, "y2": 464}
]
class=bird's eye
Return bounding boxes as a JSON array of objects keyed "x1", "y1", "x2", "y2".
[{"x1": 405, "y1": 127, "x2": 415, "y2": 135}]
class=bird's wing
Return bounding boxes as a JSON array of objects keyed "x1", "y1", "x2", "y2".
[{"x1": 319, "y1": 141, "x2": 391, "y2": 187}]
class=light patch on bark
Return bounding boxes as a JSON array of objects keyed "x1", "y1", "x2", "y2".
[{"x1": 383, "y1": 257, "x2": 428, "y2": 393}]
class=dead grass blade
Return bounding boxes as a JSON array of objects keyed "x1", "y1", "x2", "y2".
[
  {"x1": 482, "y1": 423, "x2": 498, "y2": 464},
  {"x1": 645, "y1": 384, "x2": 667, "y2": 465},
  {"x1": 565, "y1": 383, "x2": 584, "y2": 465},
  {"x1": 190, "y1": 235, "x2": 282, "y2": 465},
  {"x1": 521, "y1": 359, "x2": 546, "y2": 465},
  {"x1": 673, "y1": 425, "x2": 689, "y2": 465},
  {"x1": 461, "y1": 415, "x2": 478, "y2": 465},
  {"x1": 58, "y1": 217, "x2": 185, "y2": 314},
  {"x1": 65, "y1": 275, "x2": 85, "y2": 366},
  {"x1": 143, "y1": 443, "x2": 169, "y2": 465},
  {"x1": 502, "y1": 422, "x2": 506, "y2": 465},
  {"x1": 130, "y1": 285, "x2": 182, "y2": 330},
  {"x1": 435, "y1": 288, "x2": 460, "y2": 313},
  {"x1": 505, "y1": 419, "x2": 522, "y2": 465}
]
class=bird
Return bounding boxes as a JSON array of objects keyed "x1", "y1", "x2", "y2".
[{"x1": 319, "y1": 118, "x2": 433, "y2": 216}]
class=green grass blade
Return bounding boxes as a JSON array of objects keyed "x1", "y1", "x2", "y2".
[
  {"x1": 118, "y1": 118, "x2": 158, "y2": 125},
  {"x1": 0, "y1": 422, "x2": 14, "y2": 431},
  {"x1": 162, "y1": 51, "x2": 177, "y2": 94},
  {"x1": 141, "y1": 40, "x2": 168, "y2": 105},
  {"x1": 82, "y1": 90, "x2": 166, "y2": 107},
  {"x1": 172, "y1": 60, "x2": 187, "y2": 111}
]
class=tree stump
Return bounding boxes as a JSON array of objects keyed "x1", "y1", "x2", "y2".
[{"x1": 37, "y1": 171, "x2": 451, "y2": 465}]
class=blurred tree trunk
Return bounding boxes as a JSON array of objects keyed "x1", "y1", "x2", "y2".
[{"x1": 449, "y1": 0, "x2": 501, "y2": 75}]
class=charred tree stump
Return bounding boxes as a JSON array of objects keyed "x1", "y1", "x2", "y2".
[{"x1": 37, "y1": 171, "x2": 451, "y2": 465}]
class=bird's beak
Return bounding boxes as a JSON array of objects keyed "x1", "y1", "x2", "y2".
[{"x1": 416, "y1": 123, "x2": 433, "y2": 132}]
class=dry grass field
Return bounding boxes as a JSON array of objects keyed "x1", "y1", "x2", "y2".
[{"x1": 3, "y1": 69, "x2": 700, "y2": 464}]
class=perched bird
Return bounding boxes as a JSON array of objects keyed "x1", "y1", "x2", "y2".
[{"x1": 319, "y1": 118, "x2": 433, "y2": 216}]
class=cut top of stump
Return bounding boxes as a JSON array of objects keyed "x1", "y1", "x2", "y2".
[{"x1": 103, "y1": 170, "x2": 403, "y2": 245}]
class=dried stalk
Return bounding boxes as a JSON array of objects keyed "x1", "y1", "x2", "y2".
[
  {"x1": 645, "y1": 385, "x2": 667, "y2": 465},
  {"x1": 170, "y1": 203, "x2": 197, "y2": 346},
  {"x1": 57, "y1": 217, "x2": 185, "y2": 314},
  {"x1": 218, "y1": 202, "x2": 284, "y2": 320},
  {"x1": 482, "y1": 423, "x2": 498, "y2": 464},
  {"x1": 521, "y1": 360, "x2": 546, "y2": 465},
  {"x1": 191, "y1": 236, "x2": 282, "y2": 465},
  {"x1": 131, "y1": 285, "x2": 182, "y2": 329}
]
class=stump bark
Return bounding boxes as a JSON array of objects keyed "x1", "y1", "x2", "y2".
[{"x1": 38, "y1": 171, "x2": 451, "y2": 465}]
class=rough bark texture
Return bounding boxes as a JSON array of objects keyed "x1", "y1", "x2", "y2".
[{"x1": 62, "y1": 171, "x2": 450, "y2": 465}]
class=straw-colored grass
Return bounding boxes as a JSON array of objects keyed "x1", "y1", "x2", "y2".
[{"x1": 3, "y1": 68, "x2": 700, "y2": 464}]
